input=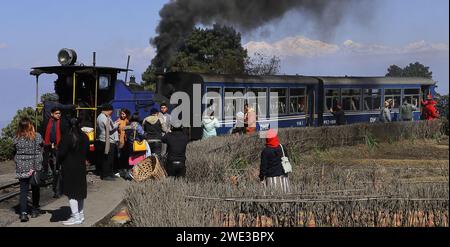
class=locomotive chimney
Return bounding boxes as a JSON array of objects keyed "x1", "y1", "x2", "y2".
[
  {"x1": 156, "y1": 74, "x2": 164, "y2": 94},
  {"x1": 129, "y1": 75, "x2": 136, "y2": 84}
]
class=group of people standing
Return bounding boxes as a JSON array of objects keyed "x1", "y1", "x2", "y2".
[
  {"x1": 97, "y1": 103, "x2": 189, "y2": 180},
  {"x1": 203, "y1": 103, "x2": 257, "y2": 139},
  {"x1": 328, "y1": 95, "x2": 440, "y2": 125},
  {"x1": 12, "y1": 95, "x2": 191, "y2": 225},
  {"x1": 380, "y1": 95, "x2": 439, "y2": 123}
]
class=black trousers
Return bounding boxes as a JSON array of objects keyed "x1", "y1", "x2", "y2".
[
  {"x1": 19, "y1": 177, "x2": 40, "y2": 214},
  {"x1": 95, "y1": 141, "x2": 117, "y2": 178},
  {"x1": 43, "y1": 145, "x2": 61, "y2": 194},
  {"x1": 43, "y1": 145, "x2": 58, "y2": 172},
  {"x1": 117, "y1": 144, "x2": 130, "y2": 170},
  {"x1": 166, "y1": 160, "x2": 186, "y2": 178}
]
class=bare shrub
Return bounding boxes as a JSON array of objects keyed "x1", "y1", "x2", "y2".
[{"x1": 125, "y1": 177, "x2": 448, "y2": 227}]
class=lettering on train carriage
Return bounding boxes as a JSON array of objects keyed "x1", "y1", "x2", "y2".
[
  {"x1": 296, "y1": 120, "x2": 306, "y2": 126},
  {"x1": 323, "y1": 119, "x2": 337, "y2": 125}
]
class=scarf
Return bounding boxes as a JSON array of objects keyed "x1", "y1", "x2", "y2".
[
  {"x1": 44, "y1": 117, "x2": 61, "y2": 146},
  {"x1": 118, "y1": 118, "x2": 128, "y2": 149}
]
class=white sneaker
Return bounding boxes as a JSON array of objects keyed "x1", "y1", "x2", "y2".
[
  {"x1": 62, "y1": 216, "x2": 83, "y2": 226},
  {"x1": 69, "y1": 213, "x2": 85, "y2": 222}
]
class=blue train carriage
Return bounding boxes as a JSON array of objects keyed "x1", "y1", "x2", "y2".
[
  {"x1": 317, "y1": 76, "x2": 436, "y2": 126},
  {"x1": 158, "y1": 72, "x2": 319, "y2": 140},
  {"x1": 30, "y1": 49, "x2": 155, "y2": 149}
]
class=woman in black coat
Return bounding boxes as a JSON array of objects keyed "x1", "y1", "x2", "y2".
[
  {"x1": 259, "y1": 129, "x2": 291, "y2": 193},
  {"x1": 57, "y1": 118, "x2": 89, "y2": 225}
]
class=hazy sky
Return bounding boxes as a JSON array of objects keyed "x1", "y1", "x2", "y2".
[{"x1": 0, "y1": 0, "x2": 448, "y2": 128}]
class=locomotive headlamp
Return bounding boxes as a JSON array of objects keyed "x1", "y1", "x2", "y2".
[{"x1": 57, "y1": 48, "x2": 77, "y2": 66}]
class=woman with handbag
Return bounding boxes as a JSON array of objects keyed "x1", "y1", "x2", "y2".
[
  {"x1": 13, "y1": 117, "x2": 44, "y2": 222},
  {"x1": 124, "y1": 113, "x2": 146, "y2": 169},
  {"x1": 57, "y1": 118, "x2": 89, "y2": 225},
  {"x1": 259, "y1": 129, "x2": 291, "y2": 193},
  {"x1": 117, "y1": 108, "x2": 131, "y2": 177}
]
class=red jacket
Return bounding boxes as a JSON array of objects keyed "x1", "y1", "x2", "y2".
[{"x1": 422, "y1": 100, "x2": 439, "y2": 120}]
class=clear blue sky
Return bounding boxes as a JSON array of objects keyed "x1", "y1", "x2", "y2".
[{"x1": 0, "y1": 0, "x2": 448, "y2": 128}]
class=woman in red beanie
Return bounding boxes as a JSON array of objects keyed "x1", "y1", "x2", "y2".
[{"x1": 259, "y1": 129, "x2": 291, "y2": 193}]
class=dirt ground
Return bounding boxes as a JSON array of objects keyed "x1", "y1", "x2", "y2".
[
  {"x1": 289, "y1": 137, "x2": 449, "y2": 185},
  {"x1": 0, "y1": 160, "x2": 16, "y2": 185}
]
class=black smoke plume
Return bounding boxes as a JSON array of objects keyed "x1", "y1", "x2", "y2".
[{"x1": 151, "y1": 0, "x2": 373, "y2": 69}]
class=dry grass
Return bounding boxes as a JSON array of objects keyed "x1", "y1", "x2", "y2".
[
  {"x1": 185, "y1": 120, "x2": 445, "y2": 183},
  {"x1": 125, "y1": 179, "x2": 448, "y2": 227},
  {"x1": 125, "y1": 120, "x2": 449, "y2": 227}
]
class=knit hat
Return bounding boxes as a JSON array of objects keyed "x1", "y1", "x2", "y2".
[{"x1": 265, "y1": 129, "x2": 280, "y2": 148}]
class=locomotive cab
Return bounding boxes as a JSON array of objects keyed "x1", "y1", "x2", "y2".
[{"x1": 30, "y1": 48, "x2": 155, "y2": 156}]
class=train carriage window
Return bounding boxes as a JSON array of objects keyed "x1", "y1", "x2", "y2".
[
  {"x1": 363, "y1": 89, "x2": 381, "y2": 111},
  {"x1": 99, "y1": 75, "x2": 110, "y2": 90},
  {"x1": 270, "y1": 88, "x2": 288, "y2": 115},
  {"x1": 403, "y1": 88, "x2": 420, "y2": 109},
  {"x1": 247, "y1": 88, "x2": 267, "y2": 118},
  {"x1": 224, "y1": 87, "x2": 246, "y2": 120},
  {"x1": 205, "y1": 87, "x2": 222, "y2": 113},
  {"x1": 384, "y1": 89, "x2": 401, "y2": 109},
  {"x1": 341, "y1": 89, "x2": 361, "y2": 111},
  {"x1": 325, "y1": 89, "x2": 340, "y2": 113},
  {"x1": 289, "y1": 88, "x2": 306, "y2": 114}
]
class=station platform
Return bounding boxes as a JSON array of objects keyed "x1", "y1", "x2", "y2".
[{"x1": 8, "y1": 177, "x2": 128, "y2": 227}]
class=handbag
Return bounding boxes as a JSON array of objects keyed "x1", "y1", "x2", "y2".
[
  {"x1": 279, "y1": 144, "x2": 292, "y2": 173},
  {"x1": 132, "y1": 125, "x2": 147, "y2": 152},
  {"x1": 30, "y1": 170, "x2": 47, "y2": 187}
]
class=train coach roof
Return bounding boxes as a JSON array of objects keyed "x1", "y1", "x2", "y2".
[
  {"x1": 194, "y1": 73, "x2": 318, "y2": 84},
  {"x1": 30, "y1": 66, "x2": 131, "y2": 76},
  {"x1": 318, "y1": 76, "x2": 435, "y2": 85},
  {"x1": 165, "y1": 73, "x2": 435, "y2": 86}
]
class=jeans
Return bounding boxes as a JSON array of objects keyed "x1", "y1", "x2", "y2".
[{"x1": 19, "y1": 177, "x2": 40, "y2": 214}]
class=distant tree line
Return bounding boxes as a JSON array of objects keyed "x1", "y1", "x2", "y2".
[{"x1": 142, "y1": 24, "x2": 280, "y2": 90}]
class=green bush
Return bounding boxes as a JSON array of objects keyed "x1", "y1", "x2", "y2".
[
  {"x1": 0, "y1": 138, "x2": 14, "y2": 161},
  {"x1": 365, "y1": 133, "x2": 379, "y2": 150},
  {"x1": 0, "y1": 107, "x2": 41, "y2": 160},
  {"x1": 1, "y1": 107, "x2": 42, "y2": 139}
]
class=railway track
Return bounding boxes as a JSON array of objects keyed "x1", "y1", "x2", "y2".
[
  {"x1": 0, "y1": 181, "x2": 20, "y2": 202},
  {"x1": 0, "y1": 180, "x2": 52, "y2": 203}
]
